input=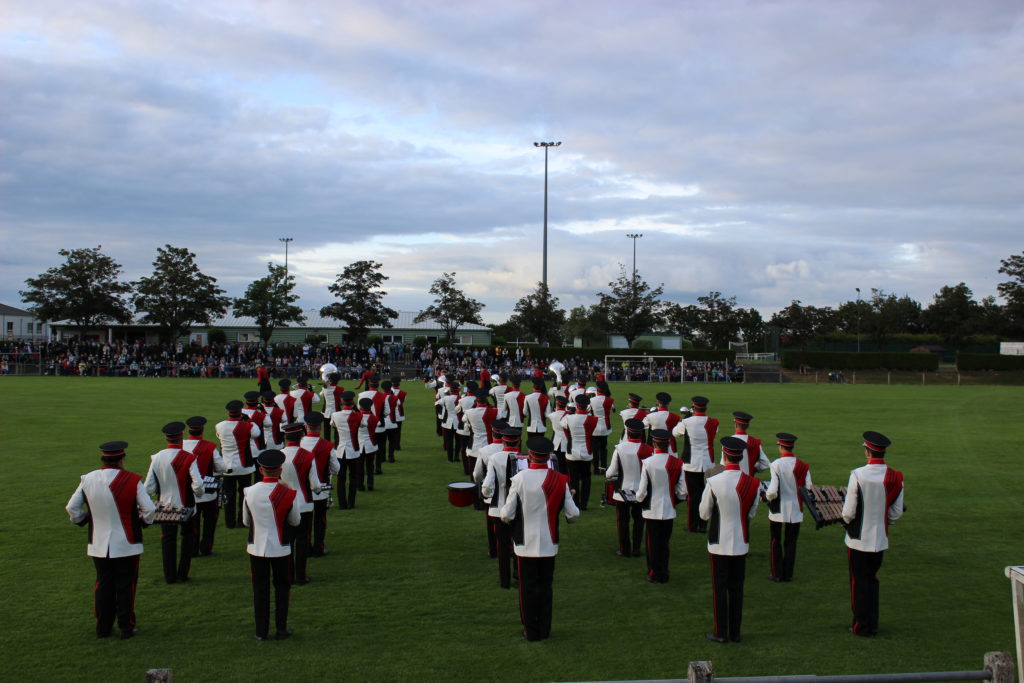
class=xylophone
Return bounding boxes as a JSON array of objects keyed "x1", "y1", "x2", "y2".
[
  {"x1": 153, "y1": 503, "x2": 191, "y2": 524},
  {"x1": 799, "y1": 485, "x2": 849, "y2": 530}
]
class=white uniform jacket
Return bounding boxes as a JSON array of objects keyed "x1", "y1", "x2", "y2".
[
  {"x1": 490, "y1": 383, "x2": 509, "y2": 419},
  {"x1": 473, "y1": 442, "x2": 503, "y2": 484},
  {"x1": 675, "y1": 414, "x2": 718, "y2": 472},
  {"x1": 436, "y1": 392, "x2": 458, "y2": 430},
  {"x1": 67, "y1": 467, "x2": 157, "y2": 558},
  {"x1": 646, "y1": 409, "x2": 681, "y2": 455},
  {"x1": 503, "y1": 389, "x2": 524, "y2": 428},
  {"x1": 391, "y1": 388, "x2": 407, "y2": 423},
  {"x1": 321, "y1": 384, "x2": 344, "y2": 420},
  {"x1": 183, "y1": 438, "x2": 226, "y2": 504},
  {"x1": 215, "y1": 418, "x2": 261, "y2": 475},
  {"x1": 522, "y1": 391, "x2": 550, "y2": 434},
  {"x1": 700, "y1": 466, "x2": 760, "y2": 556},
  {"x1": 765, "y1": 454, "x2": 812, "y2": 523},
  {"x1": 720, "y1": 433, "x2": 771, "y2": 476},
  {"x1": 842, "y1": 461, "x2": 904, "y2": 552},
  {"x1": 500, "y1": 465, "x2": 580, "y2": 557},
  {"x1": 464, "y1": 405, "x2": 496, "y2": 455},
  {"x1": 588, "y1": 394, "x2": 615, "y2": 437},
  {"x1": 144, "y1": 445, "x2": 204, "y2": 509},
  {"x1": 275, "y1": 391, "x2": 305, "y2": 424},
  {"x1": 330, "y1": 408, "x2": 363, "y2": 460},
  {"x1": 454, "y1": 394, "x2": 475, "y2": 436},
  {"x1": 300, "y1": 435, "x2": 339, "y2": 502},
  {"x1": 618, "y1": 407, "x2": 648, "y2": 442},
  {"x1": 242, "y1": 477, "x2": 301, "y2": 557},
  {"x1": 281, "y1": 445, "x2": 322, "y2": 513},
  {"x1": 548, "y1": 409, "x2": 570, "y2": 452},
  {"x1": 635, "y1": 451, "x2": 686, "y2": 520},
  {"x1": 560, "y1": 413, "x2": 598, "y2": 461},
  {"x1": 606, "y1": 439, "x2": 653, "y2": 503},
  {"x1": 481, "y1": 447, "x2": 521, "y2": 516}
]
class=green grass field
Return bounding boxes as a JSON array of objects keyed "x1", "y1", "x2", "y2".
[{"x1": 1, "y1": 378, "x2": 1020, "y2": 682}]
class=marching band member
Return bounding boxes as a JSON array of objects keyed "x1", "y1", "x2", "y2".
[
  {"x1": 319, "y1": 361, "x2": 339, "y2": 384},
  {"x1": 275, "y1": 378, "x2": 304, "y2": 424},
  {"x1": 281, "y1": 422, "x2": 321, "y2": 585},
  {"x1": 566, "y1": 376, "x2": 587, "y2": 404},
  {"x1": 548, "y1": 395, "x2": 570, "y2": 474},
  {"x1": 588, "y1": 381, "x2": 614, "y2": 474},
  {"x1": 359, "y1": 375, "x2": 390, "y2": 475},
  {"x1": 320, "y1": 372, "x2": 345, "y2": 443},
  {"x1": 605, "y1": 419, "x2": 653, "y2": 558},
  {"x1": 700, "y1": 436, "x2": 760, "y2": 643},
  {"x1": 464, "y1": 389, "x2": 497, "y2": 481},
  {"x1": 379, "y1": 379, "x2": 400, "y2": 464},
  {"x1": 523, "y1": 377, "x2": 550, "y2": 437},
  {"x1": 145, "y1": 421, "x2": 204, "y2": 584},
  {"x1": 765, "y1": 432, "x2": 811, "y2": 582},
  {"x1": 182, "y1": 416, "x2": 225, "y2": 557},
  {"x1": 67, "y1": 441, "x2": 156, "y2": 639},
  {"x1": 643, "y1": 392, "x2": 681, "y2": 452},
  {"x1": 500, "y1": 436, "x2": 579, "y2": 641},
  {"x1": 330, "y1": 391, "x2": 364, "y2": 509},
  {"x1": 356, "y1": 397, "x2": 380, "y2": 491},
  {"x1": 454, "y1": 380, "x2": 477, "y2": 474},
  {"x1": 260, "y1": 391, "x2": 286, "y2": 450},
  {"x1": 560, "y1": 393, "x2": 598, "y2": 510},
  {"x1": 842, "y1": 431, "x2": 904, "y2": 637},
  {"x1": 290, "y1": 376, "x2": 321, "y2": 420},
  {"x1": 489, "y1": 373, "x2": 508, "y2": 421},
  {"x1": 215, "y1": 400, "x2": 260, "y2": 528},
  {"x1": 723, "y1": 411, "x2": 770, "y2": 477},
  {"x1": 242, "y1": 450, "x2": 301, "y2": 640},
  {"x1": 436, "y1": 380, "x2": 459, "y2": 462},
  {"x1": 481, "y1": 426, "x2": 523, "y2": 587},
  {"x1": 390, "y1": 377, "x2": 408, "y2": 452},
  {"x1": 618, "y1": 393, "x2": 648, "y2": 442},
  {"x1": 300, "y1": 413, "x2": 339, "y2": 557},
  {"x1": 634, "y1": 429, "x2": 686, "y2": 583},
  {"x1": 503, "y1": 375, "x2": 525, "y2": 432},
  {"x1": 674, "y1": 396, "x2": 718, "y2": 533},
  {"x1": 548, "y1": 359, "x2": 565, "y2": 384}
]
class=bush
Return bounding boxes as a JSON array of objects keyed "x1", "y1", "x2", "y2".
[
  {"x1": 781, "y1": 351, "x2": 938, "y2": 371},
  {"x1": 366, "y1": 334, "x2": 382, "y2": 347},
  {"x1": 207, "y1": 329, "x2": 227, "y2": 345},
  {"x1": 956, "y1": 353, "x2": 1024, "y2": 371},
  {"x1": 305, "y1": 334, "x2": 323, "y2": 346},
  {"x1": 413, "y1": 336, "x2": 428, "y2": 347},
  {"x1": 631, "y1": 339, "x2": 654, "y2": 350}
]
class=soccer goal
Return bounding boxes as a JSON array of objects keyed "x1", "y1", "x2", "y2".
[{"x1": 603, "y1": 355, "x2": 685, "y2": 383}]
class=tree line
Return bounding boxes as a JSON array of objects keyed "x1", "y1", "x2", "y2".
[{"x1": 19, "y1": 246, "x2": 1024, "y2": 351}]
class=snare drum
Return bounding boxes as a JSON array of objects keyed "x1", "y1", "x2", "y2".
[{"x1": 447, "y1": 481, "x2": 477, "y2": 507}]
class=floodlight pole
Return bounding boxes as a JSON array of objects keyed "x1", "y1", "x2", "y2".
[
  {"x1": 856, "y1": 287, "x2": 861, "y2": 353},
  {"x1": 533, "y1": 141, "x2": 561, "y2": 292},
  {"x1": 279, "y1": 237, "x2": 294, "y2": 278},
  {"x1": 626, "y1": 233, "x2": 643, "y2": 282}
]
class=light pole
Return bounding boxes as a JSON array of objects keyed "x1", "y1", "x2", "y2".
[
  {"x1": 626, "y1": 233, "x2": 643, "y2": 282},
  {"x1": 533, "y1": 141, "x2": 561, "y2": 292},
  {"x1": 279, "y1": 237, "x2": 294, "y2": 278},
  {"x1": 855, "y1": 287, "x2": 861, "y2": 353}
]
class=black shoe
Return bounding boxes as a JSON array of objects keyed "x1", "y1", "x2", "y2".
[
  {"x1": 120, "y1": 627, "x2": 139, "y2": 640},
  {"x1": 730, "y1": 635, "x2": 742, "y2": 643},
  {"x1": 848, "y1": 626, "x2": 873, "y2": 637},
  {"x1": 705, "y1": 632, "x2": 728, "y2": 643},
  {"x1": 253, "y1": 634, "x2": 267, "y2": 641},
  {"x1": 616, "y1": 550, "x2": 630, "y2": 557},
  {"x1": 275, "y1": 629, "x2": 293, "y2": 640},
  {"x1": 769, "y1": 575, "x2": 782, "y2": 582},
  {"x1": 295, "y1": 577, "x2": 311, "y2": 586}
]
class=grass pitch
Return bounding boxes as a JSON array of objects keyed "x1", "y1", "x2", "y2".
[{"x1": 0, "y1": 377, "x2": 1020, "y2": 682}]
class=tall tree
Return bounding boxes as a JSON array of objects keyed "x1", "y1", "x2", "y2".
[
  {"x1": 735, "y1": 307, "x2": 767, "y2": 349},
  {"x1": 233, "y1": 263, "x2": 305, "y2": 345},
  {"x1": 695, "y1": 291, "x2": 741, "y2": 349},
  {"x1": 663, "y1": 302, "x2": 703, "y2": 345},
  {"x1": 414, "y1": 272, "x2": 484, "y2": 344},
  {"x1": 508, "y1": 281, "x2": 566, "y2": 346},
  {"x1": 320, "y1": 260, "x2": 398, "y2": 346},
  {"x1": 132, "y1": 244, "x2": 230, "y2": 343},
  {"x1": 862, "y1": 289, "x2": 923, "y2": 349},
  {"x1": 997, "y1": 251, "x2": 1024, "y2": 336},
  {"x1": 770, "y1": 300, "x2": 837, "y2": 350},
  {"x1": 20, "y1": 246, "x2": 133, "y2": 334},
  {"x1": 596, "y1": 265, "x2": 664, "y2": 348},
  {"x1": 564, "y1": 305, "x2": 608, "y2": 347},
  {"x1": 922, "y1": 283, "x2": 982, "y2": 350}
]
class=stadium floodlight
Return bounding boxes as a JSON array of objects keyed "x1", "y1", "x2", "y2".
[{"x1": 533, "y1": 141, "x2": 561, "y2": 292}]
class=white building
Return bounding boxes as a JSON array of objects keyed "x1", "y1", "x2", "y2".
[{"x1": 0, "y1": 303, "x2": 49, "y2": 341}]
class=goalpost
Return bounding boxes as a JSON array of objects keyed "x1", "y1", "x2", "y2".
[{"x1": 603, "y1": 355, "x2": 685, "y2": 383}]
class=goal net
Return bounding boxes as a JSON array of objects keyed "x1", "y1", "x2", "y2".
[{"x1": 603, "y1": 355, "x2": 685, "y2": 383}]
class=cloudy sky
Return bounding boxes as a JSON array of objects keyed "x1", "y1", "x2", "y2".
[{"x1": 2, "y1": 0, "x2": 1021, "y2": 323}]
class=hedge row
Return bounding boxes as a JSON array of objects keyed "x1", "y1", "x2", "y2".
[
  {"x1": 956, "y1": 353, "x2": 1024, "y2": 371},
  {"x1": 781, "y1": 351, "x2": 938, "y2": 371},
  {"x1": 448, "y1": 346, "x2": 735, "y2": 363}
]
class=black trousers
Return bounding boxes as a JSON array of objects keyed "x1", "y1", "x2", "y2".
[
  {"x1": 710, "y1": 553, "x2": 747, "y2": 641},
  {"x1": 395, "y1": 420, "x2": 403, "y2": 450},
  {"x1": 291, "y1": 511, "x2": 312, "y2": 582},
  {"x1": 455, "y1": 432, "x2": 469, "y2": 469},
  {"x1": 485, "y1": 510, "x2": 497, "y2": 558},
  {"x1": 222, "y1": 473, "x2": 252, "y2": 528},
  {"x1": 684, "y1": 470, "x2": 707, "y2": 532},
  {"x1": 567, "y1": 460, "x2": 591, "y2": 510},
  {"x1": 591, "y1": 435, "x2": 608, "y2": 472},
  {"x1": 92, "y1": 555, "x2": 140, "y2": 636},
  {"x1": 361, "y1": 449, "x2": 376, "y2": 490},
  {"x1": 616, "y1": 501, "x2": 645, "y2": 556},
  {"x1": 160, "y1": 521, "x2": 194, "y2": 583},
  {"x1": 554, "y1": 449, "x2": 568, "y2": 475},
  {"x1": 374, "y1": 433, "x2": 386, "y2": 473},
  {"x1": 338, "y1": 457, "x2": 363, "y2": 508},
  {"x1": 312, "y1": 499, "x2": 328, "y2": 555},
  {"x1": 769, "y1": 521, "x2": 801, "y2": 581},
  {"x1": 645, "y1": 518, "x2": 673, "y2": 582},
  {"x1": 385, "y1": 428, "x2": 399, "y2": 462},
  {"x1": 517, "y1": 555, "x2": 556, "y2": 641},
  {"x1": 442, "y1": 427, "x2": 455, "y2": 461},
  {"x1": 250, "y1": 555, "x2": 290, "y2": 638},
  {"x1": 192, "y1": 500, "x2": 219, "y2": 556},
  {"x1": 491, "y1": 516, "x2": 514, "y2": 588},
  {"x1": 848, "y1": 548, "x2": 884, "y2": 635}
]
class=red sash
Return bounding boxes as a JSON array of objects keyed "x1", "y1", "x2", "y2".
[
  {"x1": 372, "y1": 392, "x2": 387, "y2": 425},
  {"x1": 664, "y1": 412, "x2": 681, "y2": 451},
  {"x1": 291, "y1": 448, "x2": 315, "y2": 502},
  {"x1": 736, "y1": 472, "x2": 760, "y2": 543},
  {"x1": 703, "y1": 418, "x2": 720, "y2": 460},
  {"x1": 231, "y1": 419, "x2": 254, "y2": 467},
  {"x1": 745, "y1": 436, "x2": 762, "y2": 475},
  {"x1": 541, "y1": 469, "x2": 570, "y2": 543},
  {"x1": 187, "y1": 439, "x2": 218, "y2": 477},
  {"x1": 363, "y1": 413, "x2": 379, "y2": 447},
  {"x1": 665, "y1": 456, "x2": 683, "y2": 506},
  {"x1": 307, "y1": 438, "x2": 334, "y2": 482},
  {"x1": 583, "y1": 415, "x2": 598, "y2": 453},
  {"x1": 298, "y1": 389, "x2": 314, "y2": 414},
  {"x1": 109, "y1": 469, "x2": 143, "y2": 543},
  {"x1": 170, "y1": 449, "x2": 198, "y2": 506},
  {"x1": 395, "y1": 390, "x2": 407, "y2": 417},
  {"x1": 637, "y1": 443, "x2": 654, "y2": 461},
  {"x1": 793, "y1": 459, "x2": 810, "y2": 510},
  {"x1": 265, "y1": 406, "x2": 284, "y2": 444},
  {"x1": 481, "y1": 406, "x2": 498, "y2": 442},
  {"x1": 330, "y1": 385, "x2": 345, "y2": 410},
  {"x1": 280, "y1": 394, "x2": 297, "y2": 422},
  {"x1": 344, "y1": 410, "x2": 362, "y2": 449},
  {"x1": 883, "y1": 467, "x2": 904, "y2": 532},
  {"x1": 268, "y1": 483, "x2": 297, "y2": 545}
]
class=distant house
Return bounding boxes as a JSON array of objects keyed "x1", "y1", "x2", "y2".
[
  {"x1": 0, "y1": 303, "x2": 49, "y2": 340},
  {"x1": 49, "y1": 310, "x2": 492, "y2": 347}
]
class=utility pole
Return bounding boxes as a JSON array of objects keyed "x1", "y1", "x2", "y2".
[
  {"x1": 855, "y1": 287, "x2": 861, "y2": 353},
  {"x1": 279, "y1": 237, "x2": 294, "y2": 278},
  {"x1": 533, "y1": 141, "x2": 561, "y2": 292},
  {"x1": 626, "y1": 233, "x2": 643, "y2": 282}
]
